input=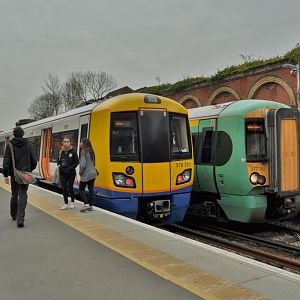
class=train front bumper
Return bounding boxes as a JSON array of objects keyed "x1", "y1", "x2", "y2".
[{"x1": 93, "y1": 192, "x2": 191, "y2": 225}]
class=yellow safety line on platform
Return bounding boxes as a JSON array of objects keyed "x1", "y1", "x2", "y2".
[{"x1": 0, "y1": 181, "x2": 268, "y2": 300}]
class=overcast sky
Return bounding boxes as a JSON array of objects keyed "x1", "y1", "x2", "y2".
[{"x1": 0, "y1": 0, "x2": 300, "y2": 131}]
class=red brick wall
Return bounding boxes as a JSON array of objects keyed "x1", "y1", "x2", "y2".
[
  {"x1": 168, "y1": 67, "x2": 298, "y2": 107},
  {"x1": 253, "y1": 82, "x2": 291, "y2": 105},
  {"x1": 182, "y1": 99, "x2": 198, "y2": 108},
  {"x1": 212, "y1": 91, "x2": 237, "y2": 104}
]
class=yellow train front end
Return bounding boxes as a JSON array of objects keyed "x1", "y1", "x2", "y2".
[{"x1": 89, "y1": 93, "x2": 193, "y2": 224}]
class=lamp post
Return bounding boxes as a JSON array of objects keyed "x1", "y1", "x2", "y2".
[{"x1": 283, "y1": 63, "x2": 300, "y2": 108}]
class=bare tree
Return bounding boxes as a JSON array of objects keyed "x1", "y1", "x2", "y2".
[
  {"x1": 61, "y1": 70, "x2": 117, "y2": 110},
  {"x1": 41, "y1": 73, "x2": 62, "y2": 115},
  {"x1": 86, "y1": 71, "x2": 118, "y2": 100},
  {"x1": 28, "y1": 93, "x2": 57, "y2": 119},
  {"x1": 62, "y1": 72, "x2": 85, "y2": 110}
]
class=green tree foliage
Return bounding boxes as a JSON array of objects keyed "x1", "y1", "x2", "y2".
[
  {"x1": 15, "y1": 119, "x2": 36, "y2": 126},
  {"x1": 138, "y1": 44, "x2": 300, "y2": 96}
]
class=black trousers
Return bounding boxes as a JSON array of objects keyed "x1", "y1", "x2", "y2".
[
  {"x1": 60, "y1": 172, "x2": 76, "y2": 204},
  {"x1": 10, "y1": 179, "x2": 29, "y2": 224},
  {"x1": 79, "y1": 179, "x2": 95, "y2": 206}
]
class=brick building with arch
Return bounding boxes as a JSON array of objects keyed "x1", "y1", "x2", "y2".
[{"x1": 167, "y1": 61, "x2": 298, "y2": 109}]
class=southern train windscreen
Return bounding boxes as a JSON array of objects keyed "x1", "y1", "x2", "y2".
[{"x1": 245, "y1": 120, "x2": 267, "y2": 162}]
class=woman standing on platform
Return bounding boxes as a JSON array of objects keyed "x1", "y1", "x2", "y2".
[
  {"x1": 78, "y1": 138, "x2": 98, "y2": 212},
  {"x1": 57, "y1": 136, "x2": 79, "y2": 210}
]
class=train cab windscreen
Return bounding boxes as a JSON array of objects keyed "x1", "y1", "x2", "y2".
[
  {"x1": 110, "y1": 111, "x2": 191, "y2": 163},
  {"x1": 110, "y1": 112, "x2": 139, "y2": 161},
  {"x1": 170, "y1": 113, "x2": 192, "y2": 160},
  {"x1": 245, "y1": 120, "x2": 267, "y2": 162}
]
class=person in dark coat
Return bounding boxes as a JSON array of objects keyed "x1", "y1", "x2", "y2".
[
  {"x1": 3, "y1": 126, "x2": 37, "y2": 227},
  {"x1": 57, "y1": 136, "x2": 79, "y2": 210}
]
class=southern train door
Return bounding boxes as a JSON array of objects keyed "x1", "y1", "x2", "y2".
[
  {"x1": 139, "y1": 109, "x2": 171, "y2": 195},
  {"x1": 266, "y1": 108, "x2": 300, "y2": 196},
  {"x1": 40, "y1": 128, "x2": 52, "y2": 180},
  {"x1": 196, "y1": 118, "x2": 218, "y2": 193},
  {"x1": 281, "y1": 118, "x2": 299, "y2": 192},
  {"x1": 278, "y1": 111, "x2": 299, "y2": 193}
]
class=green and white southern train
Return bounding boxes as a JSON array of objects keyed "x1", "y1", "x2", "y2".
[{"x1": 189, "y1": 99, "x2": 300, "y2": 223}]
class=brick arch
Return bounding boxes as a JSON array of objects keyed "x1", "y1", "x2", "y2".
[
  {"x1": 207, "y1": 86, "x2": 240, "y2": 105},
  {"x1": 247, "y1": 76, "x2": 295, "y2": 105},
  {"x1": 179, "y1": 94, "x2": 201, "y2": 108}
]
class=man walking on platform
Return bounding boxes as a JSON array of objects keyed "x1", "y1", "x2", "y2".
[{"x1": 2, "y1": 127, "x2": 37, "y2": 227}]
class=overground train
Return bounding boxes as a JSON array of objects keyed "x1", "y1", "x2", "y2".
[
  {"x1": 1, "y1": 95, "x2": 300, "y2": 225},
  {"x1": 0, "y1": 93, "x2": 194, "y2": 225},
  {"x1": 189, "y1": 99, "x2": 300, "y2": 223}
]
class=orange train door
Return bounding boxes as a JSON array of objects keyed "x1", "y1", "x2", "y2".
[
  {"x1": 266, "y1": 107, "x2": 300, "y2": 196},
  {"x1": 40, "y1": 128, "x2": 52, "y2": 180},
  {"x1": 281, "y1": 119, "x2": 299, "y2": 192}
]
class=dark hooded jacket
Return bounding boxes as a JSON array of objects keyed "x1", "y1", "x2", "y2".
[
  {"x1": 57, "y1": 147, "x2": 79, "y2": 176},
  {"x1": 2, "y1": 137, "x2": 37, "y2": 178}
]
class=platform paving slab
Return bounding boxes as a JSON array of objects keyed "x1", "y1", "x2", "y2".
[
  {"x1": 2, "y1": 178, "x2": 300, "y2": 299},
  {"x1": 0, "y1": 187, "x2": 201, "y2": 300}
]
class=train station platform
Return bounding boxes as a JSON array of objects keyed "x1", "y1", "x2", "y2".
[{"x1": 1, "y1": 177, "x2": 300, "y2": 300}]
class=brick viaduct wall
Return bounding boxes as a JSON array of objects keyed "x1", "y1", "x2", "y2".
[{"x1": 167, "y1": 63, "x2": 298, "y2": 108}]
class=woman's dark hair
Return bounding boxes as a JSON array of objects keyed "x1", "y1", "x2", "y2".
[{"x1": 81, "y1": 138, "x2": 95, "y2": 164}]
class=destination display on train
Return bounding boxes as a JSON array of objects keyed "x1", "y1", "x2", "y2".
[{"x1": 246, "y1": 123, "x2": 264, "y2": 131}]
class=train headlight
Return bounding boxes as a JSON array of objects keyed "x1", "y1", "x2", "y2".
[
  {"x1": 113, "y1": 173, "x2": 136, "y2": 188},
  {"x1": 113, "y1": 173, "x2": 126, "y2": 186},
  {"x1": 176, "y1": 169, "x2": 192, "y2": 185},
  {"x1": 249, "y1": 172, "x2": 266, "y2": 185},
  {"x1": 257, "y1": 175, "x2": 266, "y2": 185},
  {"x1": 250, "y1": 172, "x2": 259, "y2": 184}
]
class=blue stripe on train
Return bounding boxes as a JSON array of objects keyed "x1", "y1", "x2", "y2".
[{"x1": 84, "y1": 185, "x2": 192, "y2": 225}]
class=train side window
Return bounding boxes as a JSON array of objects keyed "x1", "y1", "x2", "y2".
[
  {"x1": 50, "y1": 130, "x2": 79, "y2": 162},
  {"x1": 200, "y1": 128, "x2": 213, "y2": 165},
  {"x1": 80, "y1": 124, "x2": 88, "y2": 141},
  {"x1": 214, "y1": 131, "x2": 232, "y2": 166},
  {"x1": 192, "y1": 134, "x2": 196, "y2": 162},
  {"x1": 110, "y1": 112, "x2": 139, "y2": 162},
  {"x1": 192, "y1": 133, "x2": 202, "y2": 164},
  {"x1": 0, "y1": 141, "x2": 5, "y2": 158},
  {"x1": 27, "y1": 136, "x2": 41, "y2": 161}
]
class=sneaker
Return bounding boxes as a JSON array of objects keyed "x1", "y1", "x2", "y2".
[
  {"x1": 87, "y1": 206, "x2": 93, "y2": 211},
  {"x1": 17, "y1": 223, "x2": 24, "y2": 228},
  {"x1": 80, "y1": 204, "x2": 90, "y2": 213},
  {"x1": 60, "y1": 204, "x2": 68, "y2": 210},
  {"x1": 69, "y1": 202, "x2": 75, "y2": 209}
]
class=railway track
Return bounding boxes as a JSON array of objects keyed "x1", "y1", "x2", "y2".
[
  {"x1": 266, "y1": 220, "x2": 300, "y2": 234},
  {"x1": 167, "y1": 222, "x2": 300, "y2": 273}
]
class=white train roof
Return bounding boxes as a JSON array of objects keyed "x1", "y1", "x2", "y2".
[
  {"x1": 188, "y1": 102, "x2": 234, "y2": 119},
  {"x1": 0, "y1": 102, "x2": 98, "y2": 138}
]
